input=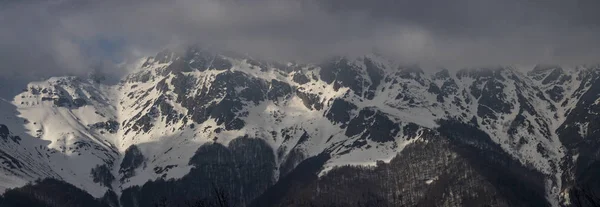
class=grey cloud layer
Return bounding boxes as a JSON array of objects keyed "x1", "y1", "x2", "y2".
[{"x1": 1, "y1": 0, "x2": 599, "y2": 80}]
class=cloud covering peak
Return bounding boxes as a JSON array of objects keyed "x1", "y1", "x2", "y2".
[{"x1": 1, "y1": 0, "x2": 599, "y2": 81}]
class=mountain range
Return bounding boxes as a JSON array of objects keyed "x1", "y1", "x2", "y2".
[{"x1": 0, "y1": 46, "x2": 599, "y2": 206}]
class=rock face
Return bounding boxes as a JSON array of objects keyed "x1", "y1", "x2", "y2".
[
  {"x1": 0, "y1": 46, "x2": 599, "y2": 206},
  {"x1": 119, "y1": 145, "x2": 144, "y2": 182}
]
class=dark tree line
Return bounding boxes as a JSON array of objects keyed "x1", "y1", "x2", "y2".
[
  {"x1": 154, "y1": 184, "x2": 231, "y2": 207},
  {"x1": 121, "y1": 138, "x2": 275, "y2": 207},
  {"x1": 0, "y1": 178, "x2": 107, "y2": 207}
]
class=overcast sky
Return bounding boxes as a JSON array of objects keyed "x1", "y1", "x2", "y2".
[{"x1": 1, "y1": 0, "x2": 600, "y2": 82}]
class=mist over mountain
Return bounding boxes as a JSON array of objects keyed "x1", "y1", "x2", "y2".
[{"x1": 2, "y1": 0, "x2": 600, "y2": 80}]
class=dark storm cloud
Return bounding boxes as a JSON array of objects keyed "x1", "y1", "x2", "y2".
[{"x1": 1, "y1": 0, "x2": 600, "y2": 81}]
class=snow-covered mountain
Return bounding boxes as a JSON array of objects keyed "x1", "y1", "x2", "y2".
[{"x1": 0, "y1": 46, "x2": 599, "y2": 206}]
